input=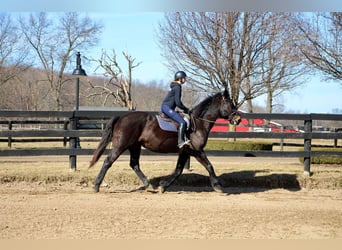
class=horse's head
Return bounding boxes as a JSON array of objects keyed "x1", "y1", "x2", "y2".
[{"x1": 219, "y1": 89, "x2": 241, "y2": 126}]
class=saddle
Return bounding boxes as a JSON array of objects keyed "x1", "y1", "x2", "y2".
[{"x1": 156, "y1": 112, "x2": 191, "y2": 132}]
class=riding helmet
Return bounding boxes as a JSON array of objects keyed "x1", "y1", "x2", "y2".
[{"x1": 174, "y1": 71, "x2": 187, "y2": 80}]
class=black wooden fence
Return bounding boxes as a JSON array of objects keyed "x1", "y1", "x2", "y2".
[{"x1": 1, "y1": 110, "x2": 341, "y2": 174}]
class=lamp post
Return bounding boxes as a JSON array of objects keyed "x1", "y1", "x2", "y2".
[
  {"x1": 72, "y1": 52, "x2": 87, "y2": 110},
  {"x1": 70, "y1": 52, "x2": 87, "y2": 171}
]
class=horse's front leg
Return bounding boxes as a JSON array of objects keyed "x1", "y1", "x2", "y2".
[
  {"x1": 159, "y1": 151, "x2": 189, "y2": 193},
  {"x1": 193, "y1": 150, "x2": 223, "y2": 193},
  {"x1": 129, "y1": 144, "x2": 151, "y2": 189}
]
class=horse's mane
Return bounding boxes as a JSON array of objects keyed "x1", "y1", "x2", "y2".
[{"x1": 191, "y1": 92, "x2": 221, "y2": 118}]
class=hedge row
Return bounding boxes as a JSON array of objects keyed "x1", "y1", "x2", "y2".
[
  {"x1": 299, "y1": 147, "x2": 342, "y2": 165},
  {"x1": 205, "y1": 140, "x2": 273, "y2": 151},
  {"x1": 205, "y1": 140, "x2": 341, "y2": 165}
]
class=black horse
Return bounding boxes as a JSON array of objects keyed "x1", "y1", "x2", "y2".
[{"x1": 89, "y1": 89, "x2": 241, "y2": 193}]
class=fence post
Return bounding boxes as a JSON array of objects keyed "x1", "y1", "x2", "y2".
[
  {"x1": 8, "y1": 121, "x2": 12, "y2": 148},
  {"x1": 333, "y1": 128, "x2": 338, "y2": 148},
  {"x1": 303, "y1": 117, "x2": 312, "y2": 176},
  {"x1": 69, "y1": 114, "x2": 77, "y2": 171},
  {"x1": 280, "y1": 125, "x2": 284, "y2": 151},
  {"x1": 63, "y1": 121, "x2": 68, "y2": 147}
]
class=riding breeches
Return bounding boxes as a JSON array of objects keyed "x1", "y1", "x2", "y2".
[{"x1": 161, "y1": 104, "x2": 186, "y2": 126}]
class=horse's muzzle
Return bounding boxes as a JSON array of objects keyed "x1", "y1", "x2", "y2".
[{"x1": 229, "y1": 111, "x2": 242, "y2": 126}]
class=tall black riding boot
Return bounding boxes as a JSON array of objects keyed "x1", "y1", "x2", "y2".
[{"x1": 178, "y1": 123, "x2": 190, "y2": 148}]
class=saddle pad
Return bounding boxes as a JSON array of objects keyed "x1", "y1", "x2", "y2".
[{"x1": 156, "y1": 115, "x2": 190, "y2": 132}]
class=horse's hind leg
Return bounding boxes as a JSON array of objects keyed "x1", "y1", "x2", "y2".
[
  {"x1": 93, "y1": 150, "x2": 121, "y2": 192},
  {"x1": 129, "y1": 143, "x2": 150, "y2": 189}
]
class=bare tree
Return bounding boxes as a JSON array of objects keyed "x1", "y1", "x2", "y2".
[
  {"x1": 19, "y1": 12, "x2": 103, "y2": 110},
  {"x1": 131, "y1": 80, "x2": 166, "y2": 110},
  {"x1": 158, "y1": 12, "x2": 307, "y2": 113},
  {"x1": 158, "y1": 12, "x2": 242, "y2": 107},
  {"x1": 0, "y1": 15, "x2": 30, "y2": 87},
  {"x1": 257, "y1": 13, "x2": 308, "y2": 113},
  {"x1": 88, "y1": 49, "x2": 141, "y2": 110},
  {"x1": 297, "y1": 12, "x2": 341, "y2": 83}
]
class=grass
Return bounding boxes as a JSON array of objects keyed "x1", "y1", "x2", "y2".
[
  {"x1": 1, "y1": 138, "x2": 341, "y2": 190},
  {"x1": 1, "y1": 156, "x2": 341, "y2": 190},
  {"x1": 1, "y1": 138, "x2": 341, "y2": 151},
  {"x1": 0, "y1": 139, "x2": 97, "y2": 150}
]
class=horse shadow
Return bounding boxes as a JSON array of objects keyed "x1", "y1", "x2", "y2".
[{"x1": 148, "y1": 170, "x2": 301, "y2": 194}]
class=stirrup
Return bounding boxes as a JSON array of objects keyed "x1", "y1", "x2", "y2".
[{"x1": 178, "y1": 139, "x2": 191, "y2": 148}]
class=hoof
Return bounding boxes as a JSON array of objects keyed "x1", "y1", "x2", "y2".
[
  {"x1": 93, "y1": 185, "x2": 100, "y2": 193},
  {"x1": 158, "y1": 181, "x2": 168, "y2": 193},
  {"x1": 212, "y1": 184, "x2": 224, "y2": 193},
  {"x1": 159, "y1": 185, "x2": 166, "y2": 193},
  {"x1": 145, "y1": 184, "x2": 158, "y2": 193}
]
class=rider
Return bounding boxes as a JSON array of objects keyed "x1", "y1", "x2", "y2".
[{"x1": 161, "y1": 71, "x2": 191, "y2": 148}]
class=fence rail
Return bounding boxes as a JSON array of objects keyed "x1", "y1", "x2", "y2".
[{"x1": 1, "y1": 110, "x2": 341, "y2": 174}]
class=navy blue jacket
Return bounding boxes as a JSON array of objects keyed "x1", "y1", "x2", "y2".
[{"x1": 162, "y1": 82, "x2": 189, "y2": 112}]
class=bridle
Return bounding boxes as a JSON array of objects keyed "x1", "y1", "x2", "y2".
[
  {"x1": 228, "y1": 110, "x2": 241, "y2": 125},
  {"x1": 189, "y1": 108, "x2": 241, "y2": 129},
  {"x1": 188, "y1": 93, "x2": 241, "y2": 130}
]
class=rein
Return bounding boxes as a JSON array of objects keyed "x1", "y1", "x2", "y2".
[
  {"x1": 190, "y1": 110, "x2": 240, "y2": 131},
  {"x1": 188, "y1": 114, "x2": 215, "y2": 133},
  {"x1": 194, "y1": 116, "x2": 216, "y2": 123},
  {"x1": 187, "y1": 91, "x2": 240, "y2": 131}
]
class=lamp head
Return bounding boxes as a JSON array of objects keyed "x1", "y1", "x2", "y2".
[{"x1": 72, "y1": 52, "x2": 87, "y2": 76}]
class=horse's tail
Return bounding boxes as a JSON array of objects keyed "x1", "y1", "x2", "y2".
[{"x1": 89, "y1": 116, "x2": 120, "y2": 168}]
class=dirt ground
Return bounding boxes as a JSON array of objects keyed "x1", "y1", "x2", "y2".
[
  {"x1": 0, "y1": 156, "x2": 341, "y2": 239},
  {"x1": 0, "y1": 182, "x2": 341, "y2": 239}
]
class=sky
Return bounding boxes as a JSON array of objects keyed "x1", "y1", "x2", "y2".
[
  {"x1": 85, "y1": 12, "x2": 341, "y2": 114},
  {"x1": 1, "y1": 1, "x2": 341, "y2": 113},
  {"x1": 85, "y1": 12, "x2": 168, "y2": 81}
]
